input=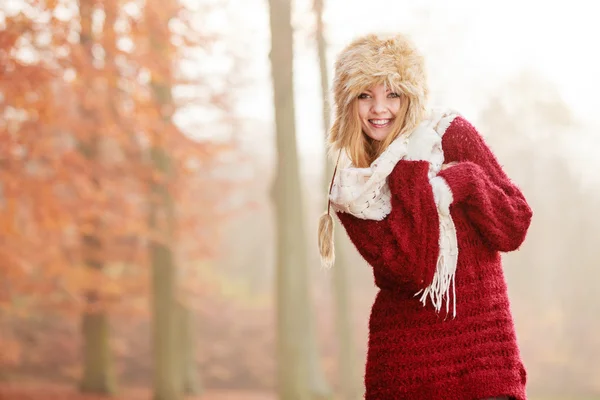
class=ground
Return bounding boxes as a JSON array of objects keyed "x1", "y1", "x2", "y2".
[
  {"x1": 0, "y1": 382, "x2": 276, "y2": 400},
  {"x1": 1, "y1": 383, "x2": 599, "y2": 400}
]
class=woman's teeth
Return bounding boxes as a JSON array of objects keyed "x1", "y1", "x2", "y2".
[{"x1": 369, "y1": 119, "x2": 391, "y2": 127}]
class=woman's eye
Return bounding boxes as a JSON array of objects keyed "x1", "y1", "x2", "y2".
[
  {"x1": 388, "y1": 92, "x2": 400, "y2": 98},
  {"x1": 358, "y1": 93, "x2": 370, "y2": 99}
]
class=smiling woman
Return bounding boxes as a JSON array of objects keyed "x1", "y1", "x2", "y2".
[{"x1": 318, "y1": 32, "x2": 532, "y2": 400}]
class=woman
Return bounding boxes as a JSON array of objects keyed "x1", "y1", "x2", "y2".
[{"x1": 318, "y1": 33, "x2": 532, "y2": 400}]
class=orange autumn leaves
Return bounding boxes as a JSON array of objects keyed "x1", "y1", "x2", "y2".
[{"x1": 1, "y1": 0, "x2": 232, "y2": 316}]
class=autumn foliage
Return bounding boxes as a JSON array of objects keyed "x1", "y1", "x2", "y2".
[
  {"x1": 1, "y1": 0, "x2": 236, "y2": 310},
  {"x1": 1, "y1": 0, "x2": 243, "y2": 392}
]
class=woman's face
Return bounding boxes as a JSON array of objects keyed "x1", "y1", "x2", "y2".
[{"x1": 357, "y1": 83, "x2": 403, "y2": 142}]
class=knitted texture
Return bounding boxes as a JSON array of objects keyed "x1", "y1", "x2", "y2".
[
  {"x1": 329, "y1": 109, "x2": 460, "y2": 315},
  {"x1": 336, "y1": 116, "x2": 532, "y2": 400}
]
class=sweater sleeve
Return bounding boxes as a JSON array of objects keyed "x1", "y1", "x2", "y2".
[
  {"x1": 437, "y1": 117, "x2": 533, "y2": 252},
  {"x1": 383, "y1": 159, "x2": 440, "y2": 288},
  {"x1": 335, "y1": 160, "x2": 440, "y2": 291}
]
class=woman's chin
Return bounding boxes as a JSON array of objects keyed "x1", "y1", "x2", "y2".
[{"x1": 366, "y1": 130, "x2": 392, "y2": 142}]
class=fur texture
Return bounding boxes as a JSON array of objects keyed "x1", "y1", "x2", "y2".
[
  {"x1": 317, "y1": 211, "x2": 335, "y2": 268},
  {"x1": 328, "y1": 33, "x2": 428, "y2": 150}
]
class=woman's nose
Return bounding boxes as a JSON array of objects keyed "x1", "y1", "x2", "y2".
[{"x1": 371, "y1": 99, "x2": 386, "y2": 114}]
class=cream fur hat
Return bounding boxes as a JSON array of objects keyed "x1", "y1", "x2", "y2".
[
  {"x1": 318, "y1": 32, "x2": 429, "y2": 269},
  {"x1": 328, "y1": 32, "x2": 429, "y2": 150}
]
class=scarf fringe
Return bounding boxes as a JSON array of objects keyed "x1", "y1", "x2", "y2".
[
  {"x1": 415, "y1": 211, "x2": 459, "y2": 318},
  {"x1": 421, "y1": 174, "x2": 459, "y2": 317}
]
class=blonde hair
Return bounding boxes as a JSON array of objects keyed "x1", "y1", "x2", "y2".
[{"x1": 318, "y1": 32, "x2": 428, "y2": 268}]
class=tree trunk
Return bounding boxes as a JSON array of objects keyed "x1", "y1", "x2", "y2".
[
  {"x1": 268, "y1": 0, "x2": 331, "y2": 399},
  {"x1": 145, "y1": 2, "x2": 183, "y2": 399},
  {"x1": 313, "y1": 0, "x2": 361, "y2": 398},
  {"x1": 178, "y1": 303, "x2": 202, "y2": 395},
  {"x1": 306, "y1": 314, "x2": 333, "y2": 399},
  {"x1": 147, "y1": 98, "x2": 182, "y2": 400},
  {"x1": 78, "y1": 0, "x2": 116, "y2": 394},
  {"x1": 150, "y1": 230, "x2": 182, "y2": 400},
  {"x1": 81, "y1": 311, "x2": 116, "y2": 394}
]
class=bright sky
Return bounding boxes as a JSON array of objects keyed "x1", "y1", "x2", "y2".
[{"x1": 225, "y1": 0, "x2": 600, "y2": 179}]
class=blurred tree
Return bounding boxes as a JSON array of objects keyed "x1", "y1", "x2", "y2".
[
  {"x1": 1, "y1": 0, "x2": 233, "y2": 393},
  {"x1": 143, "y1": 1, "x2": 184, "y2": 398},
  {"x1": 77, "y1": 0, "x2": 116, "y2": 393},
  {"x1": 0, "y1": 1, "x2": 77, "y2": 311},
  {"x1": 177, "y1": 302, "x2": 201, "y2": 394},
  {"x1": 313, "y1": 0, "x2": 361, "y2": 398},
  {"x1": 267, "y1": 0, "x2": 332, "y2": 398},
  {"x1": 0, "y1": 0, "x2": 142, "y2": 392}
]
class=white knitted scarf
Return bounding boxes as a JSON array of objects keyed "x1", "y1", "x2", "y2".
[{"x1": 329, "y1": 108, "x2": 460, "y2": 317}]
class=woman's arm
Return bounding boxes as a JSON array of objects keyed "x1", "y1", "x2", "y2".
[
  {"x1": 383, "y1": 160, "x2": 441, "y2": 288},
  {"x1": 437, "y1": 116, "x2": 533, "y2": 252},
  {"x1": 336, "y1": 160, "x2": 441, "y2": 291}
]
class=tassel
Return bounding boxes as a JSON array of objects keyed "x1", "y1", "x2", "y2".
[
  {"x1": 318, "y1": 211, "x2": 335, "y2": 269},
  {"x1": 318, "y1": 148, "x2": 342, "y2": 269}
]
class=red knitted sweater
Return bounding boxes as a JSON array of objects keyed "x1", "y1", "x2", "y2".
[{"x1": 337, "y1": 116, "x2": 532, "y2": 400}]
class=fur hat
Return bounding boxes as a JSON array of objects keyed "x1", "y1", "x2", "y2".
[
  {"x1": 328, "y1": 32, "x2": 429, "y2": 150},
  {"x1": 318, "y1": 32, "x2": 429, "y2": 269}
]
